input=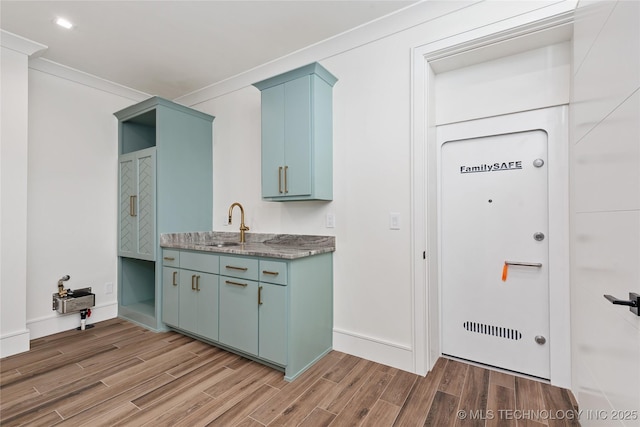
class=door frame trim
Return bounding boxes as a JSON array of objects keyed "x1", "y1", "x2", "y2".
[{"x1": 410, "y1": 6, "x2": 573, "y2": 388}]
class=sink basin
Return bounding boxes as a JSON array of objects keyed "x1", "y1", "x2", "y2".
[{"x1": 203, "y1": 241, "x2": 240, "y2": 248}]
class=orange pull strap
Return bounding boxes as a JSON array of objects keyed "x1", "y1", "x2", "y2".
[{"x1": 502, "y1": 263, "x2": 508, "y2": 282}]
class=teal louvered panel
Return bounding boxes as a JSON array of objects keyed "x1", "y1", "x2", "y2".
[
  {"x1": 118, "y1": 155, "x2": 135, "y2": 256},
  {"x1": 136, "y1": 151, "x2": 155, "y2": 259}
]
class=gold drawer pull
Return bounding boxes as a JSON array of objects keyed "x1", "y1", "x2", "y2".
[
  {"x1": 195, "y1": 275, "x2": 201, "y2": 291},
  {"x1": 191, "y1": 275, "x2": 196, "y2": 290},
  {"x1": 258, "y1": 285, "x2": 263, "y2": 305},
  {"x1": 278, "y1": 166, "x2": 283, "y2": 194},
  {"x1": 262, "y1": 270, "x2": 279, "y2": 276},
  {"x1": 172, "y1": 271, "x2": 177, "y2": 286},
  {"x1": 225, "y1": 280, "x2": 247, "y2": 287},
  {"x1": 163, "y1": 256, "x2": 175, "y2": 261},
  {"x1": 225, "y1": 265, "x2": 248, "y2": 271},
  {"x1": 284, "y1": 165, "x2": 288, "y2": 194}
]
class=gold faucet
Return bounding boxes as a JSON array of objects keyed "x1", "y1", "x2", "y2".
[{"x1": 228, "y1": 202, "x2": 250, "y2": 243}]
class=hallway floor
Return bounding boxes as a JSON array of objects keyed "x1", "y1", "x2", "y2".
[{"x1": 0, "y1": 319, "x2": 579, "y2": 426}]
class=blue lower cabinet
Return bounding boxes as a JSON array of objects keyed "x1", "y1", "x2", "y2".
[
  {"x1": 162, "y1": 249, "x2": 333, "y2": 381},
  {"x1": 258, "y1": 282, "x2": 287, "y2": 365},
  {"x1": 219, "y1": 276, "x2": 259, "y2": 355},
  {"x1": 161, "y1": 266, "x2": 179, "y2": 327},
  {"x1": 179, "y1": 270, "x2": 219, "y2": 342}
]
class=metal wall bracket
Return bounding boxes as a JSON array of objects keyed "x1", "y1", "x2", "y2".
[{"x1": 604, "y1": 292, "x2": 640, "y2": 316}]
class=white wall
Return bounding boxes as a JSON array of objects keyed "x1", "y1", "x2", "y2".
[
  {"x1": 0, "y1": 32, "x2": 45, "y2": 357},
  {"x1": 183, "y1": 1, "x2": 579, "y2": 371},
  {"x1": 24, "y1": 67, "x2": 145, "y2": 338},
  {"x1": 435, "y1": 41, "x2": 571, "y2": 125},
  {"x1": 570, "y1": 0, "x2": 640, "y2": 423}
]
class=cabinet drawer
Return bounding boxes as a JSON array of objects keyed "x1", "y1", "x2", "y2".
[
  {"x1": 220, "y1": 256, "x2": 258, "y2": 281},
  {"x1": 259, "y1": 260, "x2": 288, "y2": 285},
  {"x1": 180, "y1": 251, "x2": 219, "y2": 274},
  {"x1": 162, "y1": 250, "x2": 180, "y2": 267}
]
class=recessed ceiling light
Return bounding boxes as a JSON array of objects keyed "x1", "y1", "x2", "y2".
[{"x1": 55, "y1": 17, "x2": 73, "y2": 29}]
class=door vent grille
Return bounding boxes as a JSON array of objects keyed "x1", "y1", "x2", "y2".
[{"x1": 463, "y1": 321, "x2": 522, "y2": 340}]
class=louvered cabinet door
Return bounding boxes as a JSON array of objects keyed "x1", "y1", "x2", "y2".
[
  {"x1": 118, "y1": 153, "x2": 136, "y2": 258},
  {"x1": 134, "y1": 148, "x2": 156, "y2": 260},
  {"x1": 118, "y1": 147, "x2": 156, "y2": 261}
]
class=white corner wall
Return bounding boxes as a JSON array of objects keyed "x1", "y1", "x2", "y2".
[
  {"x1": 570, "y1": 0, "x2": 640, "y2": 422},
  {"x1": 0, "y1": 31, "x2": 46, "y2": 357},
  {"x1": 25, "y1": 63, "x2": 148, "y2": 339}
]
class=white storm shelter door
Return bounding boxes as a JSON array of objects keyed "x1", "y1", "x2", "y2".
[{"x1": 440, "y1": 129, "x2": 550, "y2": 379}]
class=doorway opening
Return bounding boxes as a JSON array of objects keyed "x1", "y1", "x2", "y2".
[{"x1": 411, "y1": 11, "x2": 572, "y2": 388}]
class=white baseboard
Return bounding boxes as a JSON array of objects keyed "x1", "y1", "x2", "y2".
[
  {"x1": 333, "y1": 328, "x2": 415, "y2": 373},
  {"x1": 0, "y1": 329, "x2": 31, "y2": 358},
  {"x1": 27, "y1": 302, "x2": 118, "y2": 340}
]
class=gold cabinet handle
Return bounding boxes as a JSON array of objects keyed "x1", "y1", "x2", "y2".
[
  {"x1": 262, "y1": 270, "x2": 279, "y2": 276},
  {"x1": 278, "y1": 166, "x2": 283, "y2": 194},
  {"x1": 225, "y1": 280, "x2": 247, "y2": 287},
  {"x1": 195, "y1": 275, "x2": 201, "y2": 291},
  {"x1": 191, "y1": 275, "x2": 196, "y2": 290},
  {"x1": 284, "y1": 165, "x2": 288, "y2": 194},
  {"x1": 225, "y1": 265, "x2": 248, "y2": 272},
  {"x1": 131, "y1": 195, "x2": 137, "y2": 217},
  {"x1": 172, "y1": 271, "x2": 177, "y2": 286},
  {"x1": 163, "y1": 256, "x2": 175, "y2": 261},
  {"x1": 129, "y1": 195, "x2": 134, "y2": 216},
  {"x1": 258, "y1": 285, "x2": 263, "y2": 305}
]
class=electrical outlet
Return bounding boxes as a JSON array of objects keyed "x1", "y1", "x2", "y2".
[
  {"x1": 390, "y1": 212, "x2": 401, "y2": 230},
  {"x1": 325, "y1": 213, "x2": 335, "y2": 228},
  {"x1": 105, "y1": 282, "x2": 114, "y2": 294}
]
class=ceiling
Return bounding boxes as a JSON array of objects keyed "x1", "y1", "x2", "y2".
[{"x1": 1, "y1": 1, "x2": 417, "y2": 99}]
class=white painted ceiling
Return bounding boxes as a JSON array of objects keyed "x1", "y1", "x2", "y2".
[{"x1": 1, "y1": 1, "x2": 416, "y2": 99}]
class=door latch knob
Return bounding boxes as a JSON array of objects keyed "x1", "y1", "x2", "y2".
[{"x1": 604, "y1": 293, "x2": 640, "y2": 316}]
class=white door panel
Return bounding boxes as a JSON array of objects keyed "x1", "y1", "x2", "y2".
[{"x1": 439, "y1": 126, "x2": 550, "y2": 379}]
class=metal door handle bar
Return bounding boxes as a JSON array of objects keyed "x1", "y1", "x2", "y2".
[
  {"x1": 225, "y1": 265, "x2": 248, "y2": 271},
  {"x1": 505, "y1": 261, "x2": 542, "y2": 268},
  {"x1": 604, "y1": 293, "x2": 640, "y2": 316}
]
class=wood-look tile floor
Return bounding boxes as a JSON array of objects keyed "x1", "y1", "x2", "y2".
[{"x1": 0, "y1": 319, "x2": 579, "y2": 426}]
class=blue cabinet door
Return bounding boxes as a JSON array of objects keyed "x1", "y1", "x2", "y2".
[
  {"x1": 219, "y1": 277, "x2": 259, "y2": 356},
  {"x1": 261, "y1": 84, "x2": 286, "y2": 198},
  {"x1": 162, "y1": 267, "x2": 179, "y2": 327},
  {"x1": 283, "y1": 76, "x2": 312, "y2": 197},
  {"x1": 118, "y1": 147, "x2": 156, "y2": 261},
  {"x1": 179, "y1": 270, "x2": 219, "y2": 342},
  {"x1": 258, "y1": 282, "x2": 287, "y2": 365}
]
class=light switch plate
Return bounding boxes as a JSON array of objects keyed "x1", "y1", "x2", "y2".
[
  {"x1": 326, "y1": 213, "x2": 335, "y2": 228},
  {"x1": 390, "y1": 212, "x2": 401, "y2": 230}
]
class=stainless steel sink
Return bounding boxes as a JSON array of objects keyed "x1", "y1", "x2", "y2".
[{"x1": 203, "y1": 241, "x2": 240, "y2": 247}]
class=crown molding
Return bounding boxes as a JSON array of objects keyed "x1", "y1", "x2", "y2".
[
  {"x1": 29, "y1": 57, "x2": 150, "y2": 102},
  {"x1": 0, "y1": 30, "x2": 47, "y2": 56},
  {"x1": 174, "y1": 0, "x2": 478, "y2": 107}
]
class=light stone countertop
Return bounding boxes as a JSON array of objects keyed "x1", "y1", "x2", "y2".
[{"x1": 160, "y1": 232, "x2": 335, "y2": 260}]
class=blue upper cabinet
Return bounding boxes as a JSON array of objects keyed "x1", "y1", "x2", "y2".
[{"x1": 254, "y1": 63, "x2": 337, "y2": 201}]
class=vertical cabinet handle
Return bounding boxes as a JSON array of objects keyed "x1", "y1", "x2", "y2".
[
  {"x1": 258, "y1": 285, "x2": 263, "y2": 305},
  {"x1": 172, "y1": 271, "x2": 177, "y2": 286},
  {"x1": 284, "y1": 166, "x2": 288, "y2": 194},
  {"x1": 195, "y1": 275, "x2": 200, "y2": 292},
  {"x1": 278, "y1": 166, "x2": 283, "y2": 194},
  {"x1": 130, "y1": 195, "x2": 137, "y2": 217},
  {"x1": 191, "y1": 275, "x2": 196, "y2": 290}
]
